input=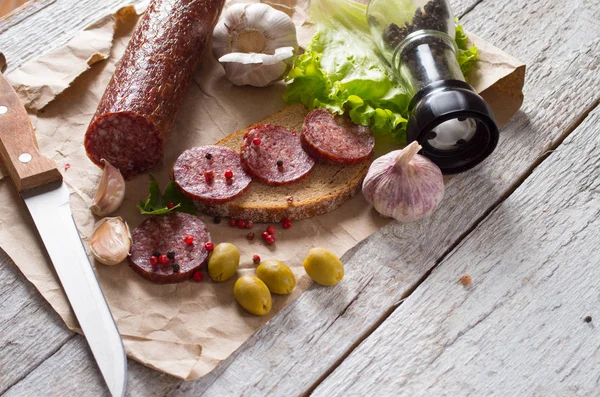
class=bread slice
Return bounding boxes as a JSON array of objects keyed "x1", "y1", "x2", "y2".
[{"x1": 195, "y1": 104, "x2": 371, "y2": 223}]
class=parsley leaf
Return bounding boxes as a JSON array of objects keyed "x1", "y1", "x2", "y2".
[{"x1": 137, "y1": 176, "x2": 197, "y2": 216}]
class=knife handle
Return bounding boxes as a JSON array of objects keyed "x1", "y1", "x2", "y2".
[{"x1": 0, "y1": 73, "x2": 62, "y2": 192}]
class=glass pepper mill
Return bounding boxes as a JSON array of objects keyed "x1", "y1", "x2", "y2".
[{"x1": 367, "y1": 0, "x2": 499, "y2": 174}]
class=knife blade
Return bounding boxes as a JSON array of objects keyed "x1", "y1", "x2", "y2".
[{"x1": 0, "y1": 57, "x2": 126, "y2": 396}]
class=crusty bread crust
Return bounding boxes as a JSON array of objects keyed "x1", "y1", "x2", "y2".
[{"x1": 195, "y1": 105, "x2": 371, "y2": 223}]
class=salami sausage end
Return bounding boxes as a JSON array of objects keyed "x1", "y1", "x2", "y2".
[{"x1": 85, "y1": 112, "x2": 163, "y2": 179}]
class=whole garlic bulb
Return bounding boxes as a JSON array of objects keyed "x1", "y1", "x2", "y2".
[
  {"x1": 212, "y1": 3, "x2": 298, "y2": 87},
  {"x1": 362, "y1": 142, "x2": 444, "y2": 223}
]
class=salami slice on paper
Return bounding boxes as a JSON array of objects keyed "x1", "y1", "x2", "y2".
[
  {"x1": 129, "y1": 212, "x2": 210, "y2": 284},
  {"x1": 302, "y1": 108, "x2": 375, "y2": 164},
  {"x1": 172, "y1": 146, "x2": 252, "y2": 204},
  {"x1": 241, "y1": 124, "x2": 315, "y2": 186}
]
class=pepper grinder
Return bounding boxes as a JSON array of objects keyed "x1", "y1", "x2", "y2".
[{"x1": 367, "y1": 0, "x2": 499, "y2": 174}]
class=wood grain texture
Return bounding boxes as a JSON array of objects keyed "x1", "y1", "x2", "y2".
[
  {"x1": 168, "y1": 0, "x2": 600, "y2": 395},
  {"x1": 0, "y1": 0, "x2": 54, "y2": 31},
  {"x1": 0, "y1": 0, "x2": 129, "y2": 73},
  {"x1": 0, "y1": 0, "x2": 484, "y2": 392},
  {"x1": 4, "y1": 335, "x2": 182, "y2": 397},
  {"x1": 3, "y1": 336, "x2": 109, "y2": 397},
  {"x1": 0, "y1": 0, "x2": 596, "y2": 397},
  {"x1": 0, "y1": 0, "x2": 33, "y2": 18},
  {"x1": 313, "y1": 106, "x2": 600, "y2": 397},
  {"x1": 0, "y1": 74, "x2": 62, "y2": 191},
  {"x1": 0, "y1": 249, "x2": 72, "y2": 394},
  {"x1": 0, "y1": 0, "x2": 481, "y2": 74}
]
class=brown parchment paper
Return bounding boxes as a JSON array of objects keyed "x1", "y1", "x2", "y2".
[{"x1": 0, "y1": 1, "x2": 525, "y2": 380}]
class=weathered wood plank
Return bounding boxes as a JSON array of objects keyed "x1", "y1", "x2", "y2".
[
  {"x1": 3, "y1": 336, "x2": 109, "y2": 397},
  {"x1": 0, "y1": 0, "x2": 152, "y2": 392},
  {"x1": 0, "y1": 0, "x2": 48, "y2": 21},
  {"x1": 3, "y1": 335, "x2": 182, "y2": 397},
  {"x1": 168, "y1": 0, "x2": 600, "y2": 395},
  {"x1": 313, "y1": 105, "x2": 600, "y2": 397},
  {"x1": 4, "y1": 0, "x2": 600, "y2": 393},
  {"x1": 0, "y1": 0, "x2": 480, "y2": 73},
  {"x1": 0, "y1": 0, "x2": 484, "y2": 393},
  {"x1": 0, "y1": 248, "x2": 72, "y2": 394},
  {"x1": 0, "y1": 0, "x2": 132, "y2": 73}
]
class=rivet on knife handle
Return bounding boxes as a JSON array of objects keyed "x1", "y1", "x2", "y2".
[{"x1": 0, "y1": 73, "x2": 62, "y2": 192}]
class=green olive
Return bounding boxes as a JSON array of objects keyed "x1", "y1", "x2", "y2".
[
  {"x1": 208, "y1": 243, "x2": 240, "y2": 282},
  {"x1": 303, "y1": 247, "x2": 344, "y2": 286},
  {"x1": 256, "y1": 259, "x2": 296, "y2": 295},
  {"x1": 234, "y1": 275, "x2": 272, "y2": 316}
]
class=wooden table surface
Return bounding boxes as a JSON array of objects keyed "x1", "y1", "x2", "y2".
[{"x1": 1, "y1": 0, "x2": 599, "y2": 396}]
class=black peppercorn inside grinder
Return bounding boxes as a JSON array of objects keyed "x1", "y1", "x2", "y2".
[{"x1": 367, "y1": 0, "x2": 499, "y2": 174}]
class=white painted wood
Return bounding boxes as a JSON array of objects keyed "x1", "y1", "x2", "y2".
[
  {"x1": 313, "y1": 106, "x2": 600, "y2": 397},
  {"x1": 0, "y1": 0, "x2": 133, "y2": 73},
  {"x1": 3, "y1": 335, "x2": 182, "y2": 397},
  {"x1": 0, "y1": 248, "x2": 72, "y2": 394},
  {"x1": 0, "y1": 0, "x2": 477, "y2": 73},
  {"x1": 0, "y1": 0, "x2": 597, "y2": 396},
  {"x1": 168, "y1": 0, "x2": 600, "y2": 395},
  {"x1": 0, "y1": 0, "x2": 485, "y2": 393},
  {"x1": 0, "y1": 0, "x2": 35, "y2": 19},
  {"x1": 0, "y1": 0, "x2": 55, "y2": 30},
  {"x1": 2, "y1": 337, "x2": 105, "y2": 397}
]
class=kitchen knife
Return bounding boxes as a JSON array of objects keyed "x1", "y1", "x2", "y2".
[{"x1": 0, "y1": 55, "x2": 126, "y2": 397}]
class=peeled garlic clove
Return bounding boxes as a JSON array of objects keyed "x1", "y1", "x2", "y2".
[
  {"x1": 362, "y1": 141, "x2": 444, "y2": 223},
  {"x1": 212, "y1": 3, "x2": 298, "y2": 87},
  {"x1": 90, "y1": 159, "x2": 125, "y2": 217},
  {"x1": 90, "y1": 217, "x2": 132, "y2": 266}
]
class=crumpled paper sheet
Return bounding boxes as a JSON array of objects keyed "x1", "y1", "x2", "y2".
[
  {"x1": 5, "y1": 3, "x2": 146, "y2": 112},
  {"x1": 0, "y1": 0, "x2": 525, "y2": 380}
]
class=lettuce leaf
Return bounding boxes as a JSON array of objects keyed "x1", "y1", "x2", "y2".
[
  {"x1": 455, "y1": 23, "x2": 479, "y2": 75},
  {"x1": 284, "y1": 29, "x2": 409, "y2": 138},
  {"x1": 284, "y1": 0, "x2": 478, "y2": 141}
]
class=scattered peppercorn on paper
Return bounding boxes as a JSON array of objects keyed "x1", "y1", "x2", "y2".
[{"x1": 0, "y1": 0, "x2": 524, "y2": 380}]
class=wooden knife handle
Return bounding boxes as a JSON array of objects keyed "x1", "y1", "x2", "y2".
[{"x1": 0, "y1": 73, "x2": 62, "y2": 192}]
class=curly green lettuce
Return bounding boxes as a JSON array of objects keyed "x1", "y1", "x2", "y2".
[
  {"x1": 284, "y1": 0, "x2": 478, "y2": 141},
  {"x1": 455, "y1": 23, "x2": 479, "y2": 75}
]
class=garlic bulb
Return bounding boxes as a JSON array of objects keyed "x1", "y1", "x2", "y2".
[
  {"x1": 362, "y1": 142, "x2": 444, "y2": 223},
  {"x1": 90, "y1": 159, "x2": 125, "y2": 217},
  {"x1": 212, "y1": 3, "x2": 298, "y2": 87},
  {"x1": 90, "y1": 217, "x2": 132, "y2": 266}
]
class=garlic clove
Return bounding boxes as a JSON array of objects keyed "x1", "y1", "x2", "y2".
[
  {"x1": 90, "y1": 159, "x2": 126, "y2": 217},
  {"x1": 218, "y1": 47, "x2": 295, "y2": 65},
  {"x1": 90, "y1": 217, "x2": 132, "y2": 266},
  {"x1": 362, "y1": 141, "x2": 445, "y2": 223},
  {"x1": 212, "y1": 3, "x2": 298, "y2": 87},
  {"x1": 221, "y1": 58, "x2": 289, "y2": 87}
]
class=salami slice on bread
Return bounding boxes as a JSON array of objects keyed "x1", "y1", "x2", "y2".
[{"x1": 195, "y1": 105, "x2": 372, "y2": 222}]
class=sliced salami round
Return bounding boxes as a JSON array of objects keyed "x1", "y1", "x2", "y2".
[
  {"x1": 129, "y1": 212, "x2": 211, "y2": 284},
  {"x1": 302, "y1": 108, "x2": 375, "y2": 164},
  {"x1": 172, "y1": 146, "x2": 252, "y2": 204},
  {"x1": 241, "y1": 124, "x2": 315, "y2": 186}
]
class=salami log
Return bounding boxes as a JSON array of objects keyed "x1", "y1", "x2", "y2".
[
  {"x1": 84, "y1": 0, "x2": 225, "y2": 179},
  {"x1": 172, "y1": 146, "x2": 252, "y2": 203},
  {"x1": 241, "y1": 124, "x2": 315, "y2": 186},
  {"x1": 129, "y1": 212, "x2": 210, "y2": 284},
  {"x1": 302, "y1": 108, "x2": 375, "y2": 164}
]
